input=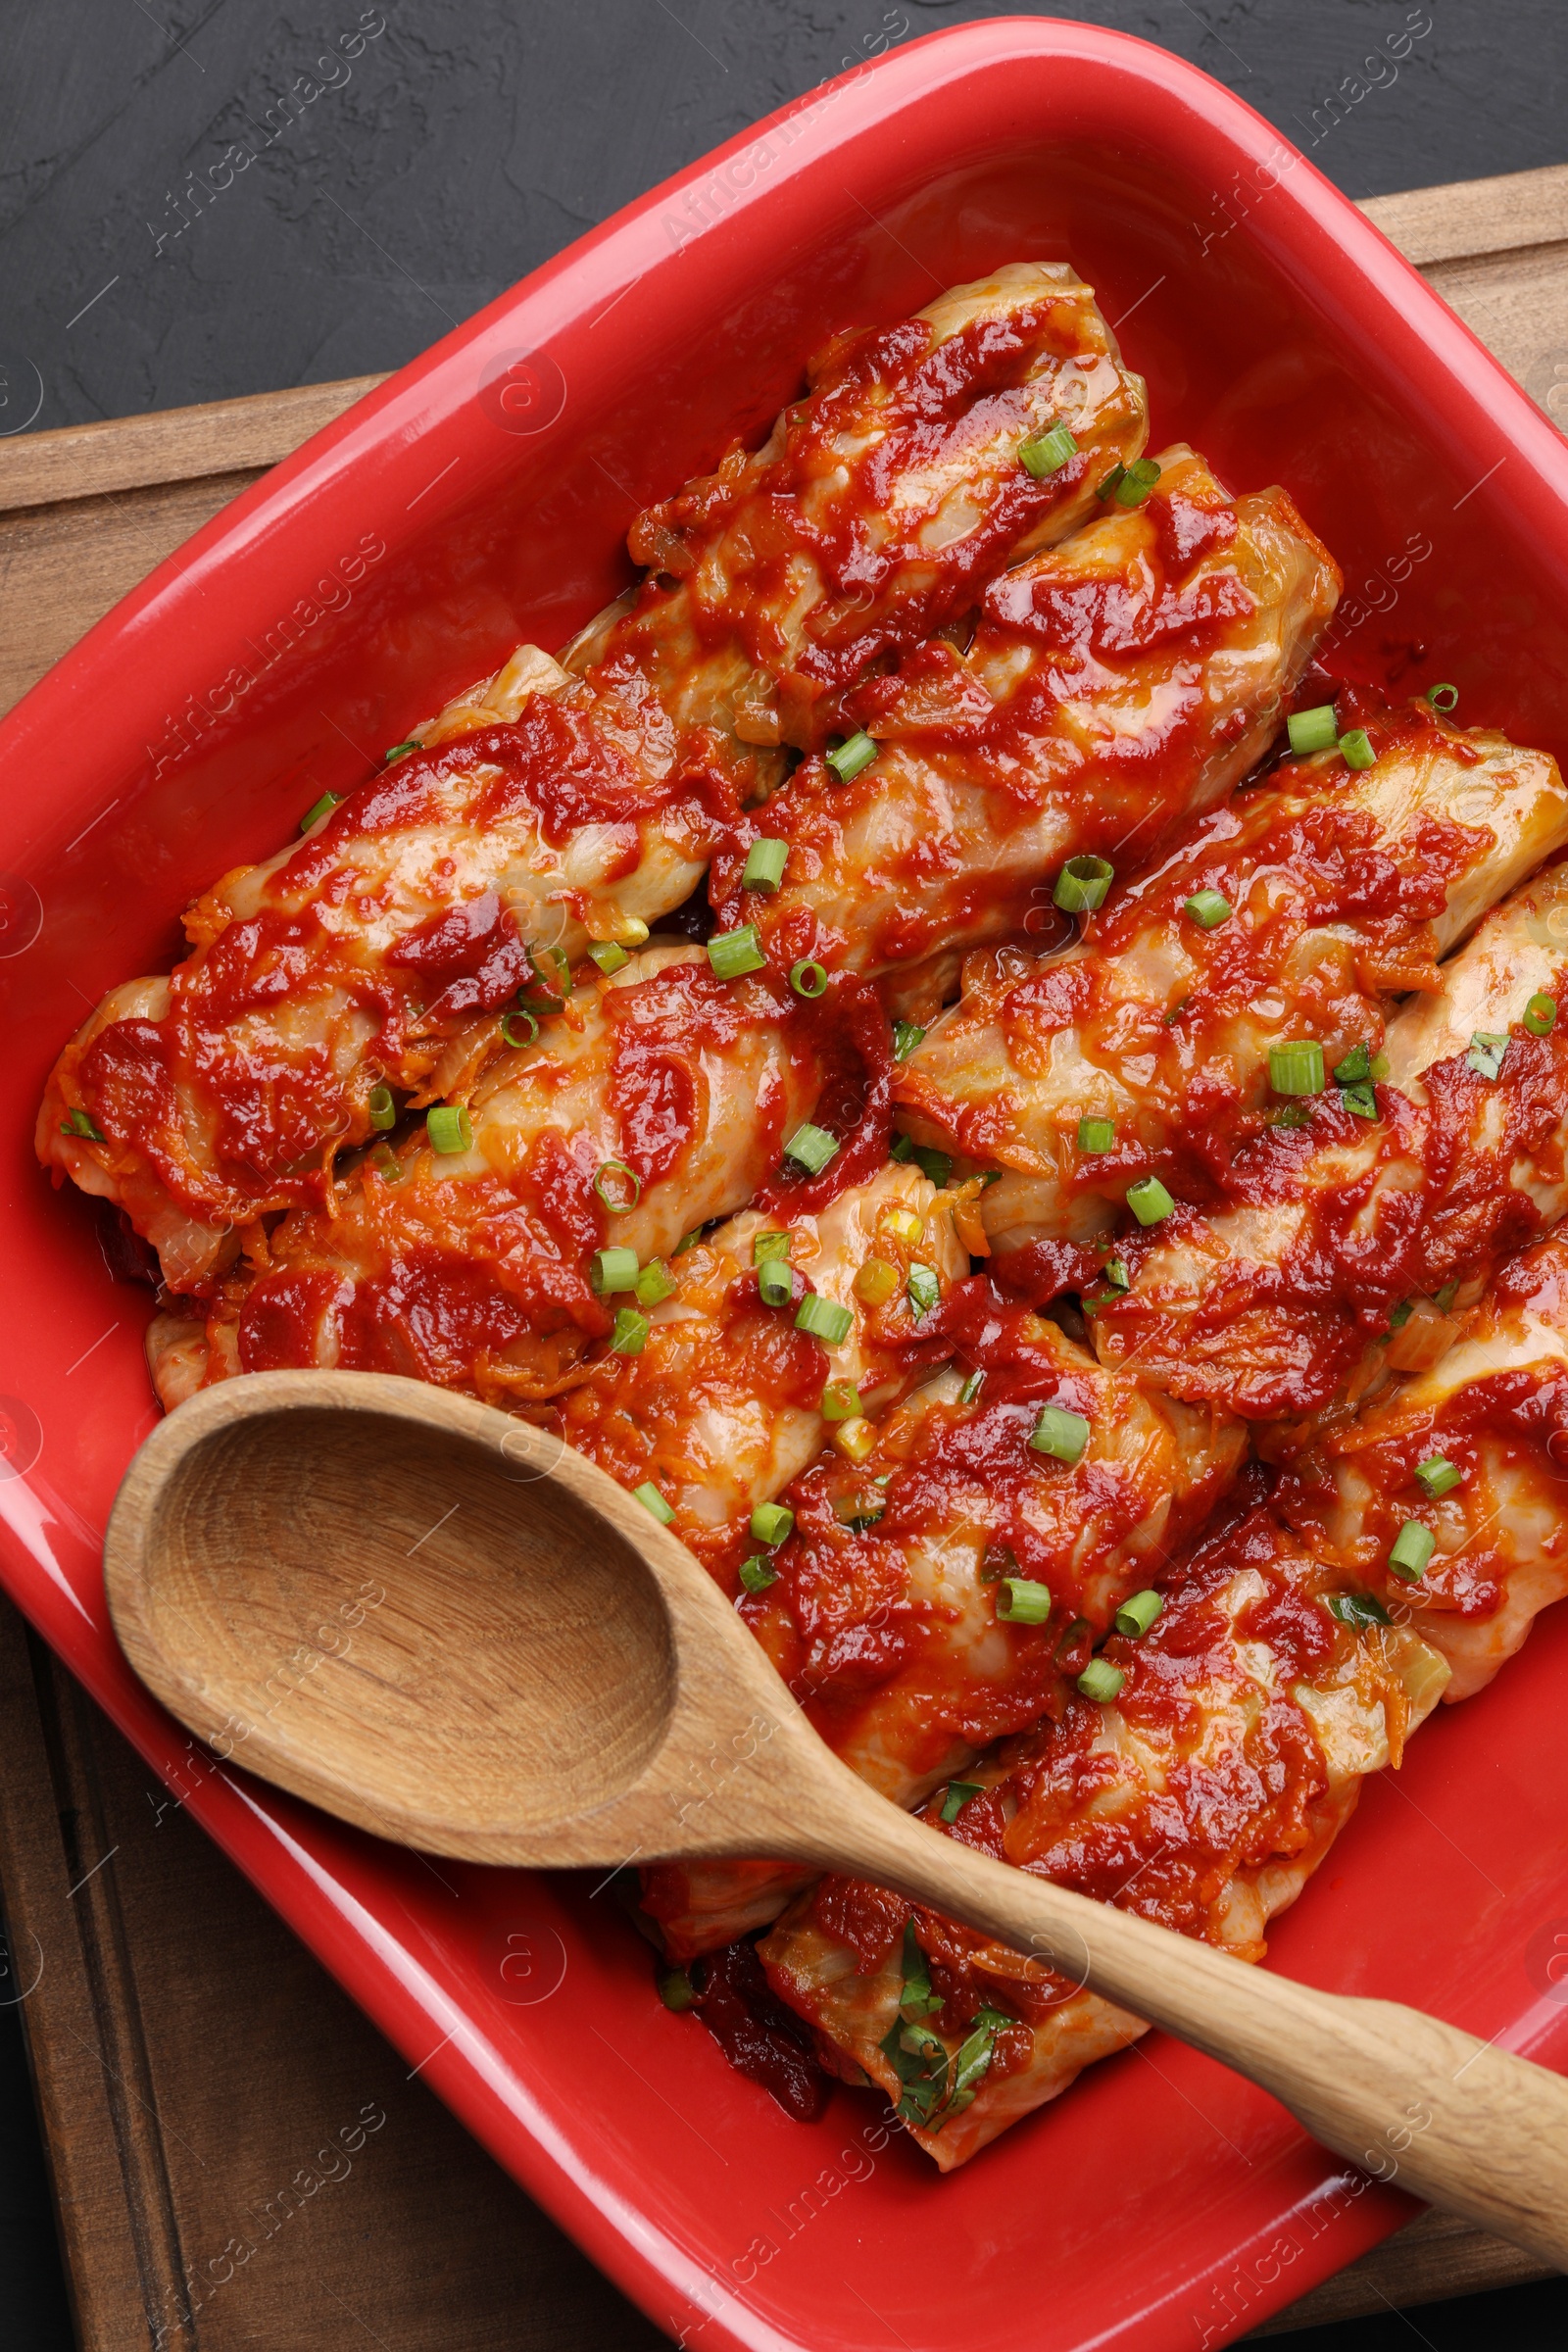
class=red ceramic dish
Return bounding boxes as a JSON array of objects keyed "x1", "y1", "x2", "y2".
[{"x1": 4, "y1": 19, "x2": 1568, "y2": 2348}]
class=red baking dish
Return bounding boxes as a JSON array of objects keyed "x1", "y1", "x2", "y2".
[{"x1": 4, "y1": 18, "x2": 1568, "y2": 2348}]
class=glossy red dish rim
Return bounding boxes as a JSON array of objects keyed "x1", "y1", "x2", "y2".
[{"x1": 4, "y1": 19, "x2": 1568, "y2": 2351}]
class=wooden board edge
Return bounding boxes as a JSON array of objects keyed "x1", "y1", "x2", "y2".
[{"x1": 1358, "y1": 160, "x2": 1568, "y2": 268}]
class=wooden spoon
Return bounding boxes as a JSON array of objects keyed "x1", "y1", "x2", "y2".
[{"x1": 104, "y1": 1369, "x2": 1568, "y2": 2263}]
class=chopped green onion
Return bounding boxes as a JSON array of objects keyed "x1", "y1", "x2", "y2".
[
  {"x1": 855, "y1": 1257, "x2": 900, "y2": 1306},
  {"x1": 1077, "y1": 1115, "x2": 1115, "y2": 1154},
  {"x1": 1467, "y1": 1031, "x2": 1508, "y2": 1081},
  {"x1": 1525, "y1": 993, "x2": 1558, "y2": 1037},
  {"x1": 588, "y1": 940, "x2": 629, "y2": 977},
  {"x1": 1114, "y1": 1589, "x2": 1163, "y2": 1638},
  {"x1": 520, "y1": 948, "x2": 566, "y2": 1012},
  {"x1": 821, "y1": 1379, "x2": 862, "y2": 1422},
  {"x1": 825, "y1": 731, "x2": 878, "y2": 784},
  {"x1": 996, "y1": 1577, "x2": 1054, "y2": 1624},
  {"x1": 1018, "y1": 419, "x2": 1078, "y2": 477},
  {"x1": 594, "y1": 1160, "x2": 641, "y2": 1211},
  {"x1": 60, "y1": 1105, "x2": 105, "y2": 1142},
  {"x1": 1270, "y1": 1040, "x2": 1325, "y2": 1097},
  {"x1": 1334, "y1": 1043, "x2": 1371, "y2": 1085},
  {"x1": 1426, "y1": 682, "x2": 1459, "y2": 712},
  {"x1": 888, "y1": 1133, "x2": 953, "y2": 1187},
  {"x1": 368, "y1": 1141, "x2": 403, "y2": 1183},
  {"x1": 742, "y1": 837, "x2": 789, "y2": 892},
  {"x1": 501, "y1": 1009, "x2": 540, "y2": 1048},
  {"x1": 738, "y1": 1553, "x2": 779, "y2": 1595},
  {"x1": 673, "y1": 1229, "x2": 703, "y2": 1254},
  {"x1": 946, "y1": 2007, "x2": 1012, "y2": 2117},
  {"x1": 958, "y1": 1368, "x2": 986, "y2": 1406},
  {"x1": 1183, "y1": 889, "x2": 1232, "y2": 930},
  {"x1": 892, "y1": 1021, "x2": 926, "y2": 1062},
  {"x1": 1389, "y1": 1300, "x2": 1414, "y2": 1330},
  {"x1": 1371, "y1": 1052, "x2": 1390, "y2": 1079},
  {"x1": 425, "y1": 1104, "x2": 473, "y2": 1154},
  {"x1": 940, "y1": 1781, "x2": 982, "y2": 1824},
  {"x1": 790, "y1": 958, "x2": 828, "y2": 999},
  {"x1": 1112, "y1": 457, "x2": 1161, "y2": 508},
  {"x1": 750, "y1": 1501, "x2": 795, "y2": 1547},
  {"x1": 1102, "y1": 1256, "x2": 1130, "y2": 1292},
  {"x1": 1339, "y1": 728, "x2": 1376, "y2": 769},
  {"x1": 1126, "y1": 1176, "x2": 1175, "y2": 1226},
  {"x1": 1389, "y1": 1520, "x2": 1436, "y2": 1582},
  {"x1": 299, "y1": 790, "x2": 343, "y2": 832},
  {"x1": 591, "y1": 1247, "x2": 640, "y2": 1295},
  {"x1": 754, "y1": 1230, "x2": 794, "y2": 1308},
  {"x1": 367, "y1": 1084, "x2": 397, "y2": 1132},
  {"x1": 784, "y1": 1123, "x2": 839, "y2": 1175},
  {"x1": 1415, "y1": 1455, "x2": 1462, "y2": 1500},
  {"x1": 611, "y1": 1306, "x2": 650, "y2": 1355},
  {"x1": 383, "y1": 739, "x2": 420, "y2": 762},
  {"x1": 906, "y1": 1263, "x2": 940, "y2": 1319},
  {"x1": 633, "y1": 1482, "x2": 674, "y2": 1524},
  {"x1": 708, "y1": 924, "x2": 767, "y2": 979},
  {"x1": 1433, "y1": 1279, "x2": 1460, "y2": 1313},
  {"x1": 612, "y1": 917, "x2": 650, "y2": 949},
  {"x1": 1096, "y1": 462, "x2": 1127, "y2": 500},
  {"x1": 1341, "y1": 1082, "x2": 1378, "y2": 1119},
  {"x1": 1326, "y1": 1590, "x2": 1393, "y2": 1629},
  {"x1": 1029, "y1": 1404, "x2": 1091, "y2": 1465},
  {"x1": 1077, "y1": 1658, "x2": 1125, "y2": 1702},
  {"x1": 635, "y1": 1259, "x2": 675, "y2": 1308},
  {"x1": 796, "y1": 1293, "x2": 855, "y2": 1345},
  {"x1": 1054, "y1": 854, "x2": 1114, "y2": 913},
  {"x1": 1287, "y1": 704, "x2": 1338, "y2": 755},
  {"x1": 754, "y1": 1230, "x2": 791, "y2": 1261},
  {"x1": 657, "y1": 1965, "x2": 696, "y2": 2011}
]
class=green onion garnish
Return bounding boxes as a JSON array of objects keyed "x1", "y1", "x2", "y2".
[
  {"x1": 1326, "y1": 1590, "x2": 1393, "y2": 1629},
  {"x1": 1335, "y1": 1043, "x2": 1372, "y2": 1085},
  {"x1": 738, "y1": 1554, "x2": 778, "y2": 1594},
  {"x1": 906, "y1": 1264, "x2": 940, "y2": 1319},
  {"x1": 940, "y1": 1781, "x2": 982, "y2": 1824},
  {"x1": 368, "y1": 1141, "x2": 403, "y2": 1183},
  {"x1": 742, "y1": 837, "x2": 788, "y2": 892},
  {"x1": 784, "y1": 1123, "x2": 839, "y2": 1175},
  {"x1": 754, "y1": 1231, "x2": 794, "y2": 1307},
  {"x1": 892, "y1": 1021, "x2": 926, "y2": 1061},
  {"x1": 1339, "y1": 729, "x2": 1376, "y2": 769},
  {"x1": 1096, "y1": 462, "x2": 1127, "y2": 500},
  {"x1": 594, "y1": 1159, "x2": 641, "y2": 1211},
  {"x1": 1415, "y1": 1455, "x2": 1461, "y2": 1499},
  {"x1": 958, "y1": 1368, "x2": 986, "y2": 1406},
  {"x1": 1102, "y1": 1256, "x2": 1130, "y2": 1292},
  {"x1": 1183, "y1": 888, "x2": 1232, "y2": 930},
  {"x1": 1126, "y1": 1176, "x2": 1175, "y2": 1226},
  {"x1": 1270, "y1": 1040, "x2": 1325, "y2": 1097},
  {"x1": 708, "y1": 925, "x2": 767, "y2": 979},
  {"x1": 821, "y1": 1379, "x2": 862, "y2": 1422},
  {"x1": 1389, "y1": 1301, "x2": 1414, "y2": 1329},
  {"x1": 790, "y1": 958, "x2": 828, "y2": 999},
  {"x1": 1526, "y1": 994, "x2": 1558, "y2": 1037},
  {"x1": 1426, "y1": 683, "x2": 1459, "y2": 712},
  {"x1": 591, "y1": 1247, "x2": 640, "y2": 1295},
  {"x1": 383, "y1": 739, "x2": 420, "y2": 762},
  {"x1": 1112, "y1": 457, "x2": 1161, "y2": 507},
  {"x1": 673, "y1": 1228, "x2": 703, "y2": 1253},
  {"x1": 299, "y1": 790, "x2": 343, "y2": 833},
  {"x1": 1287, "y1": 705, "x2": 1338, "y2": 755},
  {"x1": 1077, "y1": 1116, "x2": 1115, "y2": 1153},
  {"x1": 796, "y1": 1293, "x2": 855, "y2": 1345},
  {"x1": 1114, "y1": 1589, "x2": 1163, "y2": 1638},
  {"x1": 60, "y1": 1105, "x2": 105, "y2": 1142},
  {"x1": 657, "y1": 1965, "x2": 696, "y2": 2010},
  {"x1": 1029, "y1": 1404, "x2": 1090, "y2": 1465},
  {"x1": 368, "y1": 1084, "x2": 396, "y2": 1132},
  {"x1": 750, "y1": 1501, "x2": 794, "y2": 1546},
  {"x1": 635, "y1": 1259, "x2": 674, "y2": 1307},
  {"x1": 1018, "y1": 420, "x2": 1078, "y2": 477},
  {"x1": 1467, "y1": 1031, "x2": 1508, "y2": 1081},
  {"x1": 633, "y1": 1482, "x2": 674, "y2": 1524},
  {"x1": 611, "y1": 1306, "x2": 650, "y2": 1355},
  {"x1": 588, "y1": 940, "x2": 629, "y2": 977},
  {"x1": 825, "y1": 731, "x2": 877, "y2": 784},
  {"x1": 1434, "y1": 1279, "x2": 1460, "y2": 1313},
  {"x1": 1054, "y1": 854, "x2": 1113, "y2": 913},
  {"x1": 1389, "y1": 1520, "x2": 1436, "y2": 1582},
  {"x1": 888, "y1": 1133, "x2": 953, "y2": 1187},
  {"x1": 1077, "y1": 1658, "x2": 1125, "y2": 1702},
  {"x1": 425, "y1": 1104, "x2": 472, "y2": 1154},
  {"x1": 1341, "y1": 1082, "x2": 1378, "y2": 1118},
  {"x1": 501, "y1": 1009, "x2": 540, "y2": 1049},
  {"x1": 996, "y1": 1577, "x2": 1054, "y2": 1624}
]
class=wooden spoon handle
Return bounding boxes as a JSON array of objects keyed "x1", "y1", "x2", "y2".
[{"x1": 839, "y1": 1789, "x2": 1568, "y2": 2264}]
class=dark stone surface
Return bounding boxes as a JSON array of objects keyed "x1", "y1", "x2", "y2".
[{"x1": 1, "y1": 1, "x2": 1565, "y2": 436}]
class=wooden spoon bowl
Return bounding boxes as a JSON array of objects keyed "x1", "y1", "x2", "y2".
[{"x1": 106, "y1": 1369, "x2": 1568, "y2": 2267}]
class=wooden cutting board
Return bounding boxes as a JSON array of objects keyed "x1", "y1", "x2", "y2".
[{"x1": 2, "y1": 163, "x2": 1567, "y2": 2349}]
